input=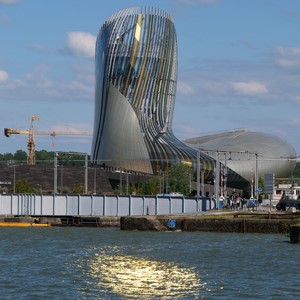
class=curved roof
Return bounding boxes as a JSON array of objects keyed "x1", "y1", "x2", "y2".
[{"x1": 184, "y1": 129, "x2": 296, "y2": 182}]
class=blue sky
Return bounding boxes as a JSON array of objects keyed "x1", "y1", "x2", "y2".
[{"x1": 1, "y1": 0, "x2": 300, "y2": 157}]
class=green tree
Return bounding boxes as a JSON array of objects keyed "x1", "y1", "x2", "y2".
[
  {"x1": 15, "y1": 180, "x2": 35, "y2": 193},
  {"x1": 144, "y1": 177, "x2": 160, "y2": 195},
  {"x1": 14, "y1": 150, "x2": 27, "y2": 161},
  {"x1": 72, "y1": 185, "x2": 85, "y2": 194},
  {"x1": 167, "y1": 163, "x2": 192, "y2": 196},
  {"x1": 292, "y1": 162, "x2": 300, "y2": 180},
  {"x1": 1, "y1": 152, "x2": 14, "y2": 162},
  {"x1": 36, "y1": 150, "x2": 55, "y2": 164}
]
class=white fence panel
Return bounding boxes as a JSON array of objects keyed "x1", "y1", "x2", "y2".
[
  {"x1": 105, "y1": 195, "x2": 119, "y2": 216},
  {"x1": 92, "y1": 195, "x2": 104, "y2": 216},
  {"x1": 170, "y1": 197, "x2": 183, "y2": 214},
  {"x1": 144, "y1": 197, "x2": 156, "y2": 215},
  {"x1": 0, "y1": 194, "x2": 12, "y2": 215},
  {"x1": 66, "y1": 195, "x2": 80, "y2": 215},
  {"x1": 79, "y1": 195, "x2": 93, "y2": 216},
  {"x1": 184, "y1": 197, "x2": 198, "y2": 214},
  {"x1": 0, "y1": 194, "x2": 213, "y2": 217},
  {"x1": 130, "y1": 196, "x2": 144, "y2": 216},
  {"x1": 53, "y1": 195, "x2": 67, "y2": 215},
  {"x1": 33, "y1": 195, "x2": 42, "y2": 215},
  {"x1": 39, "y1": 195, "x2": 54, "y2": 215},
  {"x1": 117, "y1": 196, "x2": 131, "y2": 216},
  {"x1": 156, "y1": 197, "x2": 171, "y2": 215}
]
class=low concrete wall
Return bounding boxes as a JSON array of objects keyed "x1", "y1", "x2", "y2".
[{"x1": 120, "y1": 214, "x2": 300, "y2": 233}]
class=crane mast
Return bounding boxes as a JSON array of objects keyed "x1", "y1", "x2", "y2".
[{"x1": 27, "y1": 115, "x2": 39, "y2": 165}]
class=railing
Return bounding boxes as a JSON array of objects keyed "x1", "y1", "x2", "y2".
[{"x1": 0, "y1": 194, "x2": 215, "y2": 217}]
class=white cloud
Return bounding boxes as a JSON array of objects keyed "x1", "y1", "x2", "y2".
[
  {"x1": 274, "y1": 46, "x2": 300, "y2": 68},
  {"x1": 290, "y1": 118, "x2": 300, "y2": 125},
  {"x1": 231, "y1": 81, "x2": 268, "y2": 96},
  {"x1": 0, "y1": 0, "x2": 22, "y2": 4},
  {"x1": 201, "y1": 80, "x2": 227, "y2": 96},
  {"x1": 275, "y1": 47, "x2": 300, "y2": 56},
  {"x1": 66, "y1": 32, "x2": 96, "y2": 58},
  {"x1": 26, "y1": 73, "x2": 53, "y2": 88},
  {"x1": 177, "y1": 81, "x2": 196, "y2": 95},
  {"x1": 0, "y1": 70, "x2": 9, "y2": 82}
]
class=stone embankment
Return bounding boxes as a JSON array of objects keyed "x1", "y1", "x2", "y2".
[
  {"x1": 120, "y1": 211, "x2": 300, "y2": 234},
  {"x1": 2, "y1": 211, "x2": 300, "y2": 234},
  {"x1": 0, "y1": 216, "x2": 120, "y2": 227}
]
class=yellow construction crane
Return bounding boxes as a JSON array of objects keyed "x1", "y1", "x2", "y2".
[{"x1": 4, "y1": 115, "x2": 92, "y2": 165}]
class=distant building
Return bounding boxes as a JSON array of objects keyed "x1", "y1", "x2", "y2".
[
  {"x1": 184, "y1": 129, "x2": 296, "y2": 184},
  {"x1": 91, "y1": 7, "x2": 295, "y2": 190}
]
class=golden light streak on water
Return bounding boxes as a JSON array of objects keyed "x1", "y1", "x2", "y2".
[{"x1": 87, "y1": 252, "x2": 207, "y2": 298}]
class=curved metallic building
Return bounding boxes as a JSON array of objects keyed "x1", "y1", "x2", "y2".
[
  {"x1": 184, "y1": 130, "x2": 297, "y2": 183},
  {"x1": 91, "y1": 7, "x2": 218, "y2": 179},
  {"x1": 92, "y1": 6, "x2": 295, "y2": 190}
]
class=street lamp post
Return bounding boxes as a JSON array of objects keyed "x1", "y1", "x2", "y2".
[
  {"x1": 13, "y1": 164, "x2": 16, "y2": 194},
  {"x1": 119, "y1": 169, "x2": 122, "y2": 195},
  {"x1": 255, "y1": 153, "x2": 258, "y2": 202},
  {"x1": 197, "y1": 151, "x2": 200, "y2": 197},
  {"x1": 93, "y1": 167, "x2": 96, "y2": 194},
  {"x1": 207, "y1": 181, "x2": 212, "y2": 198},
  {"x1": 54, "y1": 152, "x2": 58, "y2": 194},
  {"x1": 214, "y1": 151, "x2": 220, "y2": 209},
  {"x1": 60, "y1": 164, "x2": 63, "y2": 193},
  {"x1": 126, "y1": 172, "x2": 129, "y2": 195},
  {"x1": 224, "y1": 152, "x2": 227, "y2": 200},
  {"x1": 85, "y1": 153, "x2": 88, "y2": 194},
  {"x1": 55, "y1": 151, "x2": 88, "y2": 194}
]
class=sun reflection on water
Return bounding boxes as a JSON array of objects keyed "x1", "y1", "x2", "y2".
[{"x1": 84, "y1": 251, "x2": 207, "y2": 299}]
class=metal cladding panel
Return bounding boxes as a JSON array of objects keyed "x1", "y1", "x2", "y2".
[
  {"x1": 92, "y1": 6, "x2": 215, "y2": 179},
  {"x1": 98, "y1": 83, "x2": 152, "y2": 173},
  {"x1": 91, "y1": 6, "x2": 295, "y2": 189}
]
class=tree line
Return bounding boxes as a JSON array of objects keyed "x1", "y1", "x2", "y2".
[{"x1": 0, "y1": 150, "x2": 89, "y2": 166}]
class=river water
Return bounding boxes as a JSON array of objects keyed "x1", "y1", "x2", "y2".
[{"x1": 0, "y1": 227, "x2": 299, "y2": 299}]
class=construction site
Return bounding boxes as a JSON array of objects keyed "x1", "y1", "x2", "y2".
[{"x1": 1, "y1": 115, "x2": 153, "y2": 194}]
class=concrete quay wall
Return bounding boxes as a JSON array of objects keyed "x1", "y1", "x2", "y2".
[{"x1": 120, "y1": 213, "x2": 300, "y2": 234}]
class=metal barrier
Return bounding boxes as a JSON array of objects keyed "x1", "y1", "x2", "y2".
[{"x1": 0, "y1": 194, "x2": 215, "y2": 217}]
